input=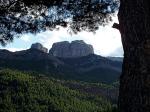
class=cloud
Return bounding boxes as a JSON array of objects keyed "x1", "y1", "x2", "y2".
[
  {"x1": 27, "y1": 14, "x2": 123, "y2": 57},
  {"x1": 30, "y1": 25, "x2": 123, "y2": 57},
  {"x1": 109, "y1": 47, "x2": 124, "y2": 57},
  {"x1": 1, "y1": 14, "x2": 123, "y2": 57},
  {"x1": 6, "y1": 48, "x2": 25, "y2": 52},
  {"x1": 20, "y1": 35, "x2": 31, "y2": 42}
]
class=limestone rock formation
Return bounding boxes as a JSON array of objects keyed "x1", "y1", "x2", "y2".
[
  {"x1": 49, "y1": 40, "x2": 94, "y2": 58},
  {"x1": 31, "y1": 43, "x2": 48, "y2": 53}
]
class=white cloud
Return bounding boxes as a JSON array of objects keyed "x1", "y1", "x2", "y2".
[
  {"x1": 6, "y1": 48, "x2": 25, "y2": 52},
  {"x1": 109, "y1": 47, "x2": 124, "y2": 57},
  {"x1": 3, "y1": 14, "x2": 123, "y2": 57},
  {"x1": 21, "y1": 35, "x2": 31, "y2": 42},
  {"x1": 30, "y1": 25, "x2": 123, "y2": 57}
]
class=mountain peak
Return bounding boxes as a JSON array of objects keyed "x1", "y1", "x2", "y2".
[
  {"x1": 31, "y1": 43, "x2": 48, "y2": 53},
  {"x1": 49, "y1": 40, "x2": 94, "y2": 58}
]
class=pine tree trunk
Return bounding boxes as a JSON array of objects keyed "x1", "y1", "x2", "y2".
[{"x1": 118, "y1": 0, "x2": 150, "y2": 112}]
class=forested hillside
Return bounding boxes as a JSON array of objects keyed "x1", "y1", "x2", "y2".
[
  {"x1": 0, "y1": 69, "x2": 118, "y2": 112},
  {"x1": 0, "y1": 49, "x2": 122, "y2": 84}
]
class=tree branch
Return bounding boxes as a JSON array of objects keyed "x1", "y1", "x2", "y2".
[{"x1": 112, "y1": 23, "x2": 120, "y2": 30}]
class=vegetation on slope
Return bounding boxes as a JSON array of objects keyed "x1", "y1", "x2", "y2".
[
  {"x1": 0, "y1": 53, "x2": 122, "y2": 84},
  {"x1": 59, "y1": 80, "x2": 119, "y2": 104},
  {"x1": 0, "y1": 69, "x2": 117, "y2": 112}
]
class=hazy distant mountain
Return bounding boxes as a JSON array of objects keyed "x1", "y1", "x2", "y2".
[
  {"x1": 0, "y1": 42, "x2": 122, "y2": 84},
  {"x1": 31, "y1": 43, "x2": 48, "y2": 53},
  {"x1": 107, "y1": 57, "x2": 123, "y2": 62},
  {"x1": 58, "y1": 54, "x2": 122, "y2": 83}
]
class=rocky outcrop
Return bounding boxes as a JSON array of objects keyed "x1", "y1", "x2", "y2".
[
  {"x1": 49, "y1": 40, "x2": 94, "y2": 58},
  {"x1": 31, "y1": 43, "x2": 48, "y2": 53}
]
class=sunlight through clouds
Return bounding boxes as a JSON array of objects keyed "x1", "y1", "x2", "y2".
[
  {"x1": 6, "y1": 48, "x2": 25, "y2": 52},
  {"x1": 21, "y1": 35, "x2": 31, "y2": 42},
  {"x1": 31, "y1": 25, "x2": 123, "y2": 57},
  {"x1": 0, "y1": 14, "x2": 123, "y2": 57}
]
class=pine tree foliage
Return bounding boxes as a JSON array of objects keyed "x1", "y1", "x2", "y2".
[
  {"x1": 0, "y1": 69, "x2": 118, "y2": 112},
  {"x1": 0, "y1": 0, "x2": 119, "y2": 45}
]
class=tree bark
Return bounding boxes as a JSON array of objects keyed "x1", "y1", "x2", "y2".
[{"x1": 118, "y1": 0, "x2": 150, "y2": 112}]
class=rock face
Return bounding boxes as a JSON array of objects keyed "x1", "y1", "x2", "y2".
[
  {"x1": 31, "y1": 43, "x2": 48, "y2": 53},
  {"x1": 49, "y1": 40, "x2": 94, "y2": 58}
]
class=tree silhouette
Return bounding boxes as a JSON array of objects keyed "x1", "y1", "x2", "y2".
[
  {"x1": 118, "y1": 0, "x2": 150, "y2": 112},
  {"x1": 0, "y1": 0, "x2": 119, "y2": 45}
]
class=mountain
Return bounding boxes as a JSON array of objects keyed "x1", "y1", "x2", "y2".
[
  {"x1": 31, "y1": 43, "x2": 48, "y2": 53},
  {"x1": 107, "y1": 57, "x2": 123, "y2": 62},
  {"x1": 58, "y1": 54, "x2": 122, "y2": 83},
  {"x1": 49, "y1": 40, "x2": 94, "y2": 58},
  {"x1": 0, "y1": 42, "x2": 122, "y2": 84},
  {"x1": 0, "y1": 69, "x2": 116, "y2": 112}
]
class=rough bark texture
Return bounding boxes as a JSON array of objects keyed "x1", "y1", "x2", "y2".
[{"x1": 118, "y1": 0, "x2": 150, "y2": 112}]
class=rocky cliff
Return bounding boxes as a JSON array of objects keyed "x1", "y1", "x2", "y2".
[
  {"x1": 31, "y1": 43, "x2": 48, "y2": 53},
  {"x1": 49, "y1": 40, "x2": 94, "y2": 58}
]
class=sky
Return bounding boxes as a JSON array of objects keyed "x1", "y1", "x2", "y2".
[{"x1": 0, "y1": 16, "x2": 123, "y2": 57}]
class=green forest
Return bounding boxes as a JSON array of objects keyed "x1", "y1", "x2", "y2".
[{"x1": 0, "y1": 69, "x2": 118, "y2": 112}]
